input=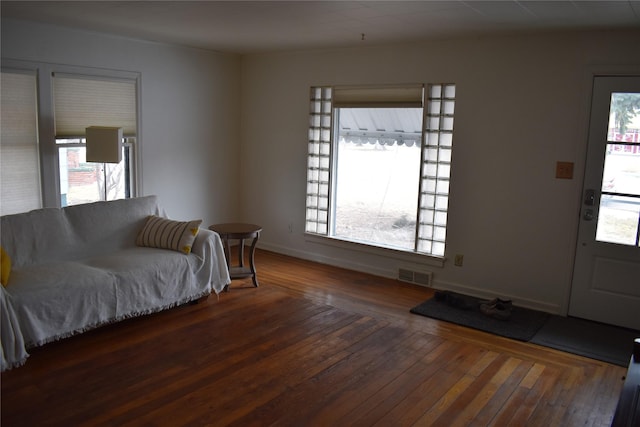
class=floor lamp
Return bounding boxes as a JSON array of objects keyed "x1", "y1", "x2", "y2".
[{"x1": 85, "y1": 126, "x2": 123, "y2": 201}]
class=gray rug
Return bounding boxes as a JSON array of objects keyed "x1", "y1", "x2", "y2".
[
  {"x1": 410, "y1": 295, "x2": 639, "y2": 367},
  {"x1": 410, "y1": 294, "x2": 549, "y2": 342},
  {"x1": 530, "y1": 315, "x2": 639, "y2": 367}
]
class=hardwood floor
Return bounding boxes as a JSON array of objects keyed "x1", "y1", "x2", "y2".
[{"x1": 1, "y1": 249, "x2": 625, "y2": 426}]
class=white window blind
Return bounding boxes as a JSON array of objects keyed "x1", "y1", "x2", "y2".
[
  {"x1": 1, "y1": 70, "x2": 42, "y2": 215},
  {"x1": 333, "y1": 85, "x2": 424, "y2": 108},
  {"x1": 53, "y1": 74, "x2": 137, "y2": 137}
]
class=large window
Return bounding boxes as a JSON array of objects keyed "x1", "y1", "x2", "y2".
[{"x1": 305, "y1": 84, "x2": 456, "y2": 258}]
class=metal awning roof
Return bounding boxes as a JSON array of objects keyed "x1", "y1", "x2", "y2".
[{"x1": 337, "y1": 108, "x2": 422, "y2": 147}]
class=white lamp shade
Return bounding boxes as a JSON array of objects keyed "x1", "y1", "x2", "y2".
[{"x1": 85, "y1": 126, "x2": 122, "y2": 163}]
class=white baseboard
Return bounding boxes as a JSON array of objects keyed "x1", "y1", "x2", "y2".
[
  {"x1": 257, "y1": 242, "x2": 563, "y2": 315},
  {"x1": 257, "y1": 241, "x2": 396, "y2": 280}
]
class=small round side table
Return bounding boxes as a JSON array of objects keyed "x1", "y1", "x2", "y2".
[{"x1": 209, "y1": 223, "x2": 262, "y2": 290}]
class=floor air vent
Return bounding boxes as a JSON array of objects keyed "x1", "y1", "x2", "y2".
[{"x1": 398, "y1": 268, "x2": 433, "y2": 287}]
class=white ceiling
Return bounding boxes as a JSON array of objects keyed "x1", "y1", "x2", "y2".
[{"x1": 2, "y1": 1, "x2": 640, "y2": 54}]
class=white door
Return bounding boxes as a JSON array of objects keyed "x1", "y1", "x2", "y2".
[{"x1": 569, "y1": 75, "x2": 640, "y2": 330}]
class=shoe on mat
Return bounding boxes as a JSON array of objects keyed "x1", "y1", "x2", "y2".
[
  {"x1": 480, "y1": 301, "x2": 512, "y2": 320},
  {"x1": 481, "y1": 297, "x2": 513, "y2": 309},
  {"x1": 434, "y1": 290, "x2": 475, "y2": 310},
  {"x1": 434, "y1": 290, "x2": 449, "y2": 302}
]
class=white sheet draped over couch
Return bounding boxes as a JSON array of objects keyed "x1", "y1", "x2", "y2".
[{"x1": 0, "y1": 196, "x2": 231, "y2": 371}]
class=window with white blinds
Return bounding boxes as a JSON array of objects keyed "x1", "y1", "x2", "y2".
[
  {"x1": 53, "y1": 73, "x2": 137, "y2": 207},
  {"x1": 0, "y1": 70, "x2": 42, "y2": 216},
  {"x1": 53, "y1": 74, "x2": 137, "y2": 137},
  {"x1": 305, "y1": 84, "x2": 456, "y2": 258}
]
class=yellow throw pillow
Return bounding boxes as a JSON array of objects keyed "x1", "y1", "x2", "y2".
[
  {"x1": 136, "y1": 216, "x2": 202, "y2": 254},
  {"x1": 1, "y1": 246, "x2": 12, "y2": 287}
]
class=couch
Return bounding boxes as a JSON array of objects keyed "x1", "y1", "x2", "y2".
[{"x1": 0, "y1": 195, "x2": 231, "y2": 371}]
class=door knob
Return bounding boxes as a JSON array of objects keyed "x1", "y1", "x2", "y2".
[{"x1": 583, "y1": 209, "x2": 594, "y2": 221}]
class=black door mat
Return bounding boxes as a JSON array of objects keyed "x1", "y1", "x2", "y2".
[
  {"x1": 410, "y1": 294, "x2": 640, "y2": 367},
  {"x1": 530, "y1": 315, "x2": 640, "y2": 367},
  {"x1": 410, "y1": 294, "x2": 548, "y2": 342}
]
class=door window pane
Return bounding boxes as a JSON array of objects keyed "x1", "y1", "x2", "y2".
[
  {"x1": 608, "y1": 93, "x2": 640, "y2": 143},
  {"x1": 597, "y1": 196, "x2": 640, "y2": 246},
  {"x1": 602, "y1": 144, "x2": 640, "y2": 197}
]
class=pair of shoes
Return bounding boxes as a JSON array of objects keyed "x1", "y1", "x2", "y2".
[
  {"x1": 434, "y1": 290, "x2": 475, "y2": 310},
  {"x1": 480, "y1": 298, "x2": 513, "y2": 320},
  {"x1": 482, "y1": 298, "x2": 513, "y2": 309}
]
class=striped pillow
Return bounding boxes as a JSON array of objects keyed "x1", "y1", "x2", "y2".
[{"x1": 136, "y1": 216, "x2": 202, "y2": 254}]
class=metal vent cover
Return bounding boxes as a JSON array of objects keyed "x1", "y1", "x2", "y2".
[{"x1": 398, "y1": 268, "x2": 432, "y2": 287}]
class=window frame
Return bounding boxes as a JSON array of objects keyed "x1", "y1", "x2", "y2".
[
  {"x1": 330, "y1": 106, "x2": 424, "y2": 252},
  {"x1": 305, "y1": 83, "x2": 456, "y2": 265},
  {"x1": 56, "y1": 137, "x2": 136, "y2": 206}
]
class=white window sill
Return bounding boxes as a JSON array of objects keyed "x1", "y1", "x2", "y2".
[{"x1": 304, "y1": 233, "x2": 446, "y2": 268}]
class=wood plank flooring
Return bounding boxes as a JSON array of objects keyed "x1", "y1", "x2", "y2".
[{"x1": 1, "y1": 249, "x2": 626, "y2": 426}]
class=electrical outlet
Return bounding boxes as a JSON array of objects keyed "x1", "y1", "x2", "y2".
[
  {"x1": 454, "y1": 254, "x2": 464, "y2": 267},
  {"x1": 288, "y1": 223, "x2": 293, "y2": 233}
]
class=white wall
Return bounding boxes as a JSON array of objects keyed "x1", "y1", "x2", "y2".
[
  {"x1": 240, "y1": 30, "x2": 640, "y2": 313},
  {"x1": 1, "y1": 18, "x2": 242, "y2": 225},
  {"x1": 3, "y1": 18, "x2": 638, "y2": 314}
]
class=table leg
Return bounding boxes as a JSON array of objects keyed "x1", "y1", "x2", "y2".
[
  {"x1": 225, "y1": 239, "x2": 231, "y2": 267},
  {"x1": 249, "y1": 235, "x2": 259, "y2": 287},
  {"x1": 223, "y1": 236, "x2": 231, "y2": 292},
  {"x1": 238, "y1": 238, "x2": 245, "y2": 268}
]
